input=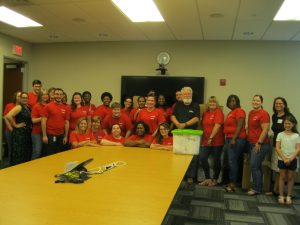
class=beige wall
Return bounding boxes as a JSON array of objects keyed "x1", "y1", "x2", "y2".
[{"x1": 30, "y1": 40, "x2": 300, "y2": 120}]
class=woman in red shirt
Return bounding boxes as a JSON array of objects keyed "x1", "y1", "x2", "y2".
[
  {"x1": 157, "y1": 94, "x2": 172, "y2": 123},
  {"x1": 90, "y1": 116, "x2": 106, "y2": 144},
  {"x1": 199, "y1": 96, "x2": 224, "y2": 187},
  {"x1": 247, "y1": 95, "x2": 270, "y2": 195},
  {"x1": 69, "y1": 92, "x2": 88, "y2": 132},
  {"x1": 69, "y1": 117, "x2": 98, "y2": 149},
  {"x1": 125, "y1": 121, "x2": 153, "y2": 148},
  {"x1": 223, "y1": 95, "x2": 247, "y2": 192},
  {"x1": 121, "y1": 96, "x2": 133, "y2": 119},
  {"x1": 150, "y1": 122, "x2": 173, "y2": 151},
  {"x1": 101, "y1": 124, "x2": 125, "y2": 146}
]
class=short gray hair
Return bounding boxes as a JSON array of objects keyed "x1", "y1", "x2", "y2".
[{"x1": 181, "y1": 87, "x2": 193, "y2": 95}]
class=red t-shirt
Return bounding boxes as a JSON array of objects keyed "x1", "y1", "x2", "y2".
[
  {"x1": 224, "y1": 108, "x2": 247, "y2": 138},
  {"x1": 3, "y1": 103, "x2": 15, "y2": 131},
  {"x1": 152, "y1": 136, "x2": 173, "y2": 145},
  {"x1": 41, "y1": 102, "x2": 70, "y2": 135},
  {"x1": 91, "y1": 129, "x2": 106, "y2": 144},
  {"x1": 128, "y1": 134, "x2": 153, "y2": 143},
  {"x1": 121, "y1": 108, "x2": 132, "y2": 119},
  {"x1": 69, "y1": 130, "x2": 94, "y2": 146},
  {"x1": 93, "y1": 105, "x2": 112, "y2": 121},
  {"x1": 129, "y1": 107, "x2": 144, "y2": 123},
  {"x1": 201, "y1": 108, "x2": 224, "y2": 146},
  {"x1": 31, "y1": 103, "x2": 46, "y2": 134},
  {"x1": 247, "y1": 109, "x2": 270, "y2": 144},
  {"x1": 102, "y1": 114, "x2": 132, "y2": 137},
  {"x1": 69, "y1": 107, "x2": 88, "y2": 131},
  {"x1": 158, "y1": 107, "x2": 172, "y2": 123},
  {"x1": 102, "y1": 134, "x2": 125, "y2": 145},
  {"x1": 27, "y1": 91, "x2": 38, "y2": 109},
  {"x1": 136, "y1": 108, "x2": 165, "y2": 135},
  {"x1": 83, "y1": 104, "x2": 96, "y2": 117}
]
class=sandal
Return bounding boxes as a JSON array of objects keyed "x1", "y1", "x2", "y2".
[
  {"x1": 247, "y1": 189, "x2": 259, "y2": 196},
  {"x1": 224, "y1": 183, "x2": 235, "y2": 192},
  {"x1": 286, "y1": 196, "x2": 292, "y2": 205},
  {"x1": 278, "y1": 196, "x2": 285, "y2": 204},
  {"x1": 208, "y1": 179, "x2": 218, "y2": 187},
  {"x1": 199, "y1": 179, "x2": 211, "y2": 186}
]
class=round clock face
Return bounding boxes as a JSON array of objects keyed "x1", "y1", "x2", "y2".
[{"x1": 157, "y1": 52, "x2": 170, "y2": 65}]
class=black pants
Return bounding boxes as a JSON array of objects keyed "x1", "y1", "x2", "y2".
[{"x1": 42, "y1": 134, "x2": 64, "y2": 156}]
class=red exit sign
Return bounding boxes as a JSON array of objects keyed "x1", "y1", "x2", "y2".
[{"x1": 12, "y1": 44, "x2": 23, "y2": 56}]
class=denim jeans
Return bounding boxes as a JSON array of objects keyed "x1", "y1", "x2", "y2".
[
  {"x1": 226, "y1": 138, "x2": 246, "y2": 184},
  {"x1": 249, "y1": 143, "x2": 269, "y2": 193},
  {"x1": 199, "y1": 146, "x2": 223, "y2": 180},
  {"x1": 31, "y1": 133, "x2": 42, "y2": 160}
]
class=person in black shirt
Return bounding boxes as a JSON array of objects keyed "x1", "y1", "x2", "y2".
[{"x1": 171, "y1": 87, "x2": 200, "y2": 184}]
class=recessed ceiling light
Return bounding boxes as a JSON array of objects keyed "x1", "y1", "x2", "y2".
[
  {"x1": 0, "y1": 6, "x2": 42, "y2": 27},
  {"x1": 274, "y1": 0, "x2": 300, "y2": 21},
  {"x1": 112, "y1": 0, "x2": 164, "y2": 22}
]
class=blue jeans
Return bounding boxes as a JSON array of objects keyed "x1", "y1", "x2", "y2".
[
  {"x1": 199, "y1": 146, "x2": 223, "y2": 180},
  {"x1": 227, "y1": 138, "x2": 246, "y2": 183},
  {"x1": 249, "y1": 143, "x2": 269, "y2": 193},
  {"x1": 31, "y1": 133, "x2": 42, "y2": 159}
]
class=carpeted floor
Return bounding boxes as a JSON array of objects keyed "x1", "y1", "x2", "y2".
[{"x1": 162, "y1": 182, "x2": 300, "y2": 225}]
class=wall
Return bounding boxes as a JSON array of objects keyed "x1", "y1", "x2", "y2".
[{"x1": 30, "y1": 40, "x2": 300, "y2": 121}]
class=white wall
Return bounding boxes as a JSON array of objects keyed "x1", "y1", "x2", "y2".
[{"x1": 30, "y1": 40, "x2": 300, "y2": 121}]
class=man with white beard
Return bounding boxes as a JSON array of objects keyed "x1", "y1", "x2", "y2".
[{"x1": 171, "y1": 87, "x2": 200, "y2": 184}]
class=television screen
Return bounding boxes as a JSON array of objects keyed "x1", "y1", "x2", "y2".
[{"x1": 121, "y1": 76, "x2": 204, "y2": 106}]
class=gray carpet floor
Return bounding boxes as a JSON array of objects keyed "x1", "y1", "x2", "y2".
[{"x1": 162, "y1": 182, "x2": 300, "y2": 225}]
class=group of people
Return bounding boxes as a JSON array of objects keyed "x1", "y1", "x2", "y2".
[{"x1": 3, "y1": 80, "x2": 300, "y2": 205}]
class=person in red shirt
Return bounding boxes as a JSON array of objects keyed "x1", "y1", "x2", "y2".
[
  {"x1": 150, "y1": 122, "x2": 173, "y2": 151},
  {"x1": 41, "y1": 88, "x2": 70, "y2": 156},
  {"x1": 121, "y1": 96, "x2": 133, "y2": 119},
  {"x1": 3, "y1": 91, "x2": 21, "y2": 164},
  {"x1": 102, "y1": 102, "x2": 132, "y2": 138},
  {"x1": 31, "y1": 89, "x2": 49, "y2": 159},
  {"x1": 199, "y1": 96, "x2": 224, "y2": 187},
  {"x1": 101, "y1": 124, "x2": 125, "y2": 146},
  {"x1": 157, "y1": 94, "x2": 172, "y2": 123},
  {"x1": 90, "y1": 116, "x2": 106, "y2": 144},
  {"x1": 82, "y1": 91, "x2": 96, "y2": 122},
  {"x1": 125, "y1": 121, "x2": 153, "y2": 148},
  {"x1": 48, "y1": 87, "x2": 55, "y2": 102},
  {"x1": 247, "y1": 95, "x2": 270, "y2": 196},
  {"x1": 136, "y1": 95, "x2": 165, "y2": 136},
  {"x1": 129, "y1": 96, "x2": 146, "y2": 123},
  {"x1": 223, "y1": 95, "x2": 247, "y2": 192},
  {"x1": 27, "y1": 80, "x2": 42, "y2": 109},
  {"x1": 93, "y1": 92, "x2": 113, "y2": 121},
  {"x1": 69, "y1": 92, "x2": 88, "y2": 132},
  {"x1": 69, "y1": 117, "x2": 98, "y2": 149}
]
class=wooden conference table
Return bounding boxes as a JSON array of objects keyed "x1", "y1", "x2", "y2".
[{"x1": 0, "y1": 146, "x2": 192, "y2": 225}]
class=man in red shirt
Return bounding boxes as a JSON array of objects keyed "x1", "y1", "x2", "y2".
[
  {"x1": 28, "y1": 80, "x2": 42, "y2": 109},
  {"x1": 102, "y1": 102, "x2": 132, "y2": 138},
  {"x1": 41, "y1": 88, "x2": 70, "y2": 156},
  {"x1": 93, "y1": 92, "x2": 113, "y2": 121}
]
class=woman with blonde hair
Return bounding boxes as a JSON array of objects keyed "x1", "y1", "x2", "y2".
[
  {"x1": 199, "y1": 96, "x2": 224, "y2": 186},
  {"x1": 69, "y1": 117, "x2": 98, "y2": 149}
]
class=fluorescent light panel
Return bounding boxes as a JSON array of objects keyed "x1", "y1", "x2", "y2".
[
  {"x1": 274, "y1": 0, "x2": 300, "y2": 21},
  {"x1": 0, "y1": 6, "x2": 42, "y2": 27},
  {"x1": 112, "y1": 0, "x2": 164, "y2": 22}
]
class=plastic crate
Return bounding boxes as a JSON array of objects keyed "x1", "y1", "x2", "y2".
[{"x1": 171, "y1": 129, "x2": 203, "y2": 155}]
